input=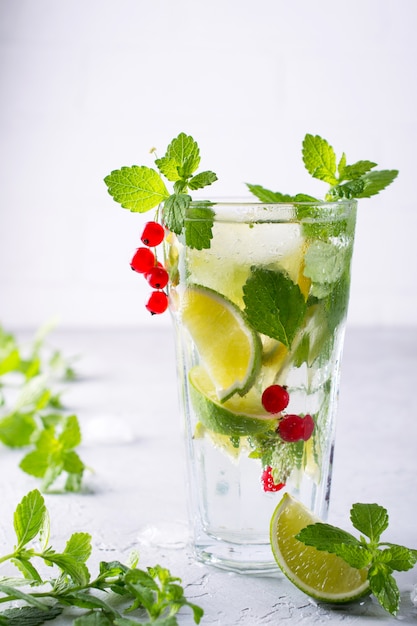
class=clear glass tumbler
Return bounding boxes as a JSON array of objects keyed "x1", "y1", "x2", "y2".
[{"x1": 166, "y1": 200, "x2": 357, "y2": 573}]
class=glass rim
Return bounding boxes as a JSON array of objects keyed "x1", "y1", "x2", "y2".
[{"x1": 186, "y1": 198, "x2": 357, "y2": 223}]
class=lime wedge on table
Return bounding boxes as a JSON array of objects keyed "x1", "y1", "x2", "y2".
[
  {"x1": 189, "y1": 366, "x2": 276, "y2": 436},
  {"x1": 270, "y1": 494, "x2": 370, "y2": 603},
  {"x1": 181, "y1": 285, "x2": 261, "y2": 401}
]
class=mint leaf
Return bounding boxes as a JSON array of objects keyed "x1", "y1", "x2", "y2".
[
  {"x1": 104, "y1": 166, "x2": 169, "y2": 213},
  {"x1": 368, "y1": 562, "x2": 400, "y2": 616},
  {"x1": 340, "y1": 160, "x2": 377, "y2": 180},
  {"x1": 0, "y1": 331, "x2": 20, "y2": 375},
  {"x1": 0, "y1": 412, "x2": 37, "y2": 447},
  {"x1": 337, "y1": 152, "x2": 347, "y2": 178},
  {"x1": 246, "y1": 185, "x2": 296, "y2": 203},
  {"x1": 302, "y1": 134, "x2": 338, "y2": 185},
  {"x1": 62, "y1": 450, "x2": 85, "y2": 474},
  {"x1": 58, "y1": 414, "x2": 81, "y2": 449},
  {"x1": 243, "y1": 268, "x2": 307, "y2": 348},
  {"x1": 246, "y1": 184, "x2": 316, "y2": 203},
  {"x1": 0, "y1": 604, "x2": 62, "y2": 624},
  {"x1": 14, "y1": 490, "x2": 46, "y2": 549},
  {"x1": 377, "y1": 545, "x2": 417, "y2": 571},
  {"x1": 353, "y1": 169, "x2": 398, "y2": 198},
  {"x1": 11, "y1": 556, "x2": 42, "y2": 582},
  {"x1": 184, "y1": 203, "x2": 214, "y2": 250},
  {"x1": 162, "y1": 193, "x2": 190, "y2": 234},
  {"x1": 43, "y1": 552, "x2": 90, "y2": 586},
  {"x1": 296, "y1": 523, "x2": 372, "y2": 569},
  {"x1": 155, "y1": 156, "x2": 183, "y2": 182},
  {"x1": 156, "y1": 132, "x2": 200, "y2": 180},
  {"x1": 63, "y1": 533, "x2": 92, "y2": 565},
  {"x1": 19, "y1": 418, "x2": 86, "y2": 492},
  {"x1": 328, "y1": 169, "x2": 398, "y2": 200},
  {"x1": 296, "y1": 522, "x2": 360, "y2": 551},
  {"x1": 188, "y1": 170, "x2": 218, "y2": 190},
  {"x1": 350, "y1": 503, "x2": 389, "y2": 543}
]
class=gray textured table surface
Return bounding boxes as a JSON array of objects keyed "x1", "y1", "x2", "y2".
[{"x1": 1, "y1": 326, "x2": 416, "y2": 625}]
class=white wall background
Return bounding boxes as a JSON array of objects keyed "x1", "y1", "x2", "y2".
[{"x1": 0, "y1": 0, "x2": 416, "y2": 329}]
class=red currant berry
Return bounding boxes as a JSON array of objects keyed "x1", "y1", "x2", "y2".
[
  {"x1": 302, "y1": 414, "x2": 315, "y2": 441},
  {"x1": 261, "y1": 385, "x2": 290, "y2": 414},
  {"x1": 145, "y1": 290, "x2": 169, "y2": 315},
  {"x1": 141, "y1": 221, "x2": 165, "y2": 247},
  {"x1": 261, "y1": 466, "x2": 285, "y2": 492},
  {"x1": 277, "y1": 414, "x2": 304, "y2": 442},
  {"x1": 146, "y1": 265, "x2": 169, "y2": 290},
  {"x1": 277, "y1": 414, "x2": 315, "y2": 442},
  {"x1": 130, "y1": 247, "x2": 155, "y2": 273}
]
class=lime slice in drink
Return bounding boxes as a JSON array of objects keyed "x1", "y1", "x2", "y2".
[
  {"x1": 270, "y1": 494, "x2": 370, "y2": 603},
  {"x1": 181, "y1": 284, "x2": 261, "y2": 401},
  {"x1": 189, "y1": 366, "x2": 277, "y2": 436}
]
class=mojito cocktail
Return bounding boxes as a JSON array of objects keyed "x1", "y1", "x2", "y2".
[
  {"x1": 168, "y1": 200, "x2": 357, "y2": 572},
  {"x1": 104, "y1": 131, "x2": 397, "y2": 574}
]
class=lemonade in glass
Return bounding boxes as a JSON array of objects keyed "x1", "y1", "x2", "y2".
[{"x1": 167, "y1": 199, "x2": 357, "y2": 572}]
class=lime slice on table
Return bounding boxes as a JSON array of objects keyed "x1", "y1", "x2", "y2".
[
  {"x1": 181, "y1": 284, "x2": 261, "y2": 401},
  {"x1": 189, "y1": 366, "x2": 277, "y2": 436},
  {"x1": 270, "y1": 494, "x2": 370, "y2": 604}
]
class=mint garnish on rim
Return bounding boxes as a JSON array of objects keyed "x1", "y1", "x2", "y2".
[
  {"x1": 104, "y1": 132, "x2": 217, "y2": 244},
  {"x1": 248, "y1": 133, "x2": 398, "y2": 201}
]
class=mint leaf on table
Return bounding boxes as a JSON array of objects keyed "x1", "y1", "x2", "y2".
[
  {"x1": 296, "y1": 501, "x2": 417, "y2": 616},
  {"x1": 0, "y1": 490, "x2": 204, "y2": 626},
  {"x1": 13, "y1": 489, "x2": 47, "y2": 550},
  {"x1": 19, "y1": 415, "x2": 86, "y2": 493},
  {"x1": 0, "y1": 326, "x2": 87, "y2": 493},
  {"x1": 0, "y1": 412, "x2": 37, "y2": 447},
  {"x1": 0, "y1": 605, "x2": 63, "y2": 625},
  {"x1": 243, "y1": 268, "x2": 307, "y2": 348}
]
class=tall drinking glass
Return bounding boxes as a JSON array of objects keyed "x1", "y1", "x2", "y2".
[{"x1": 166, "y1": 200, "x2": 357, "y2": 573}]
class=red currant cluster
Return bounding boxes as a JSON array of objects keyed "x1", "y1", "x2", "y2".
[
  {"x1": 130, "y1": 221, "x2": 169, "y2": 315},
  {"x1": 260, "y1": 384, "x2": 315, "y2": 492}
]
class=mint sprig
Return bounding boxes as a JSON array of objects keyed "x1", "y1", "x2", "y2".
[
  {"x1": 0, "y1": 490, "x2": 204, "y2": 626},
  {"x1": 296, "y1": 502, "x2": 417, "y2": 616},
  {"x1": 248, "y1": 133, "x2": 398, "y2": 202},
  {"x1": 0, "y1": 325, "x2": 86, "y2": 492},
  {"x1": 104, "y1": 132, "x2": 218, "y2": 246}
]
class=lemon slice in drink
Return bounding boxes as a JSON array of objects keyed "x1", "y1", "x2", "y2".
[
  {"x1": 189, "y1": 366, "x2": 276, "y2": 436},
  {"x1": 181, "y1": 285, "x2": 261, "y2": 401},
  {"x1": 270, "y1": 494, "x2": 370, "y2": 603}
]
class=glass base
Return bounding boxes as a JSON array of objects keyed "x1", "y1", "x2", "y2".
[{"x1": 192, "y1": 535, "x2": 280, "y2": 575}]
